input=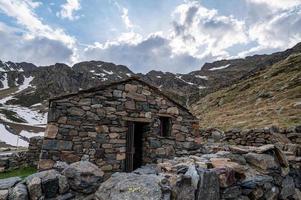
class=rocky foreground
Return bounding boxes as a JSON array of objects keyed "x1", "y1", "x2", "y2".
[{"x1": 0, "y1": 144, "x2": 300, "y2": 200}]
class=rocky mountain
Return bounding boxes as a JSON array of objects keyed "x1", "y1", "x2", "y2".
[
  {"x1": 191, "y1": 52, "x2": 301, "y2": 130},
  {"x1": 0, "y1": 42, "x2": 301, "y2": 147}
]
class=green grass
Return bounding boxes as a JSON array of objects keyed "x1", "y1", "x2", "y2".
[{"x1": 0, "y1": 167, "x2": 37, "y2": 179}]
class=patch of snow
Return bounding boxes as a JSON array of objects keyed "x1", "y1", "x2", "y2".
[
  {"x1": 95, "y1": 73, "x2": 106, "y2": 77},
  {"x1": 209, "y1": 64, "x2": 231, "y2": 71},
  {"x1": 195, "y1": 75, "x2": 208, "y2": 80},
  {"x1": 0, "y1": 124, "x2": 28, "y2": 147},
  {"x1": 0, "y1": 75, "x2": 35, "y2": 104},
  {"x1": 102, "y1": 78, "x2": 108, "y2": 81},
  {"x1": 20, "y1": 130, "x2": 44, "y2": 138},
  {"x1": 126, "y1": 73, "x2": 131, "y2": 77},
  {"x1": 198, "y1": 86, "x2": 206, "y2": 89},
  {"x1": 90, "y1": 70, "x2": 95, "y2": 73},
  {"x1": 156, "y1": 76, "x2": 161, "y2": 78},
  {"x1": 103, "y1": 69, "x2": 114, "y2": 75},
  {"x1": 0, "y1": 73, "x2": 9, "y2": 90},
  {"x1": 176, "y1": 75, "x2": 196, "y2": 85},
  {"x1": 30, "y1": 103, "x2": 42, "y2": 107}
]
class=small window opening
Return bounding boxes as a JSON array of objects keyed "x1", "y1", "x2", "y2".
[{"x1": 159, "y1": 117, "x2": 171, "y2": 137}]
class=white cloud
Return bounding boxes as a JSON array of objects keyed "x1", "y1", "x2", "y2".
[
  {"x1": 57, "y1": 0, "x2": 81, "y2": 21},
  {"x1": 249, "y1": 7, "x2": 301, "y2": 49},
  {"x1": 121, "y1": 8, "x2": 133, "y2": 29},
  {"x1": 246, "y1": 0, "x2": 301, "y2": 10},
  {"x1": 83, "y1": 33, "x2": 203, "y2": 73},
  {"x1": 170, "y1": 1, "x2": 249, "y2": 60},
  {"x1": 0, "y1": 0, "x2": 77, "y2": 64},
  {"x1": 0, "y1": 25, "x2": 73, "y2": 65}
]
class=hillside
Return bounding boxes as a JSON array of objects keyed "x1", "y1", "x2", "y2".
[
  {"x1": 191, "y1": 53, "x2": 301, "y2": 130},
  {"x1": 1, "y1": 43, "x2": 301, "y2": 147}
]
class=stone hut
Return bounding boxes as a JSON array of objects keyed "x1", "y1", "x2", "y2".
[{"x1": 39, "y1": 77, "x2": 200, "y2": 174}]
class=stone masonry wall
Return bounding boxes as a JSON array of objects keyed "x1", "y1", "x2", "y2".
[
  {"x1": 200, "y1": 126, "x2": 301, "y2": 146},
  {"x1": 0, "y1": 136, "x2": 43, "y2": 172},
  {"x1": 39, "y1": 79, "x2": 200, "y2": 175}
]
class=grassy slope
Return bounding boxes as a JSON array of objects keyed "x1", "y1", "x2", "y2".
[
  {"x1": 191, "y1": 54, "x2": 301, "y2": 130},
  {"x1": 0, "y1": 167, "x2": 36, "y2": 179}
]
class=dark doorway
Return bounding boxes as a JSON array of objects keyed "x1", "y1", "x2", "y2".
[{"x1": 125, "y1": 122, "x2": 148, "y2": 172}]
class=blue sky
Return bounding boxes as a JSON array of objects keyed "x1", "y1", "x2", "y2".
[{"x1": 0, "y1": 0, "x2": 300, "y2": 73}]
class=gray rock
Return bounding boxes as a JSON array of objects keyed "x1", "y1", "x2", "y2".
[
  {"x1": 53, "y1": 161, "x2": 69, "y2": 173},
  {"x1": 25, "y1": 169, "x2": 60, "y2": 199},
  {"x1": 26, "y1": 176, "x2": 42, "y2": 200},
  {"x1": 56, "y1": 192, "x2": 75, "y2": 200},
  {"x1": 0, "y1": 177, "x2": 21, "y2": 190},
  {"x1": 196, "y1": 169, "x2": 220, "y2": 200},
  {"x1": 95, "y1": 172, "x2": 163, "y2": 200},
  {"x1": 264, "y1": 186, "x2": 279, "y2": 200},
  {"x1": 63, "y1": 161, "x2": 104, "y2": 194},
  {"x1": 172, "y1": 175, "x2": 195, "y2": 200},
  {"x1": 185, "y1": 165, "x2": 199, "y2": 190},
  {"x1": 133, "y1": 164, "x2": 159, "y2": 175},
  {"x1": 0, "y1": 190, "x2": 8, "y2": 200},
  {"x1": 244, "y1": 153, "x2": 278, "y2": 170},
  {"x1": 280, "y1": 176, "x2": 295, "y2": 199},
  {"x1": 221, "y1": 186, "x2": 241, "y2": 199},
  {"x1": 9, "y1": 183, "x2": 28, "y2": 200},
  {"x1": 241, "y1": 175, "x2": 273, "y2": 189},
  {"x1": 58, "y1": 174, "x2": 69, "y2": 194}
]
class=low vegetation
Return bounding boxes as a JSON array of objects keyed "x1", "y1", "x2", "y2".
[
  {"x1": 0, "y1": 167, "x2": 36, "y2": 179},
  {"x1": 192, "y1": 53, "x2": 301, "y2": 130}
]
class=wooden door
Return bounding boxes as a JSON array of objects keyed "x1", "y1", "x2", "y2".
[{"x1": 125, "y1": 122, "x2": 135, "y2": 172}]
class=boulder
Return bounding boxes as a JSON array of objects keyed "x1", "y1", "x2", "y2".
[
  {"x1": 0, "y1": 190, "x2": 8, "y2": 200},
  {"x1": 26, "y1": 176, "x2": 42, "y2": 200},
  {"x1": 95, "y1": 172, "x2": 163, "y2": 200},
  {"x1": 196, "y1": 169, "x2": 220, "y2": 200},
  {"x1": 172, "y1": 175, "x2": 195, "y2": 200},
  {"x1": 0, "y1": 177, "x2": 21, "y2": 190},
  {"x1": 25, "y1": 169, "x2": 60, "y2": 199},
  {"x1": 244, "y1": 153, "x2": 279, "y2": 170},
  {"x1": 9, "y1": 183, "x2": 28, "y2": 200},
  {"x1": 280, "y1": 176, "x2": 295, "y2": 199},
  {"x1": 53, "y1": 161, "x2": 69, "y2": 173},
  {"x1": 63, "y1": 161, "x2": 104, "y2": 194}
]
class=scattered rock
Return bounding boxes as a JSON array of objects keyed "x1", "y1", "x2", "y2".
[
  {"x1": 9, "y1": 183, "x2": 28, "y2": 200},
  {"x1": 244, "y1": 153, "x2": 279, "y2": 170},
  {"x1": 26, "y1": 176, "x2": 42, "y2": 200},
  {"x1": 95, "y1": 173, "x2": 163, "y2": 200},
  {"x1": 196, "y1": 168, "x2": 220, "y2": 200},
  {"x1": 63, "y1": 161, "x2": 104, "y2": 194},
  {"x1": 0, "y1": 177, "x2": 21, "y2": 190}
]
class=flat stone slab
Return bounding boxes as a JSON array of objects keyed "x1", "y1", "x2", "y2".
[{"x1": 0, "y1": 177, "x2": 21, "y2": 190}]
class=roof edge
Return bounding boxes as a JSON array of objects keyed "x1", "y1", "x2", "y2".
[{"x1": 49, "y1": 76, "x2": 195, "y2": 117}]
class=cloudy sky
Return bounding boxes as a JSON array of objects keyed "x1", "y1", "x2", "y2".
[{"x1": 0, "y1": 0, "x2": 300, "y2": 73}]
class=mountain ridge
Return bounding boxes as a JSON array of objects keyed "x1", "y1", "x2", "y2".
[{"x1": 0, "y1": 42, "x2": 301, "y2": 147}]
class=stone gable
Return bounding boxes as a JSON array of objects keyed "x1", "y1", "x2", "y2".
[{"x1": 40, "y1": 78, "x2": 200, "y2": 175}]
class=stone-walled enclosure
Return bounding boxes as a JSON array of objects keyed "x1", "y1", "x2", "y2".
[
  {"x1": 39, "y1": 77, "x2": 199, "y2": 174},
  {"x1": 0, "y1": 136, "x2": 43, "y2": 172}
]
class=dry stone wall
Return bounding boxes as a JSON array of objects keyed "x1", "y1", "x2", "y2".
[
  {"x1": 0, "y1": 136, "x2": 43, "y2": 172},
  {"x1": 40, "y1": 79, "x2": 200, "y2": 175},
  {"x1": 200, "y1": 126, "x2": 301, "y2": 146}
]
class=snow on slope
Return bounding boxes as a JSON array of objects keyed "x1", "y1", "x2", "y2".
[
  {"x1": 0, "y1": 75, "x2": 47, "y2": 125},
  {"x1": 0, "y1": 124, "x2": 44, "y2": 147},
  {"x1": 209, "y1": 64, "x2": 231, "y2": 71},
  {"x1": 195, "y1": 75, "x2": 208, "y2": 80},
  {"x1": 0, "y1": 73, "x2": 9, "y2": 90}
]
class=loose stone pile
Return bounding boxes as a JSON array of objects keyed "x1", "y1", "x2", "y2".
[
  {"x1": 95, "y1": 144, "x2": 301, "y2": 200},
  {"x1": 0, "y1": 161, "x2": 104, "y2": 200},
  {"x1": 200, "y1": 126, "x2": 301, "y2": 146}
]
